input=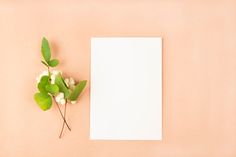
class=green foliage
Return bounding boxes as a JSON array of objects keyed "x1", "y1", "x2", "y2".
[
  {"x1": 34, "y1": 92, "x2": 52, "y2": 111},
  {"x1": 35, "y1": 37, "x2": 87, "y2": 113},
  {"x1": 69, "y1": 80, "x2": 87, "y2": 101},
  {"x1": 38, "y1": 76, "x2": 50, "y2": 94},
  {"x1": 41, "y1": 37, "x2": 51, "y2": 62},
  {"x1": 55, "y1": 74, "x2": 70, "y2": 98},
  {"x1": 41, "y1": 37, "x2": 59, "y2": 68},
  {"x1": 46, "y1": 84, "x2": 59, "y2": 95},
  {"x1": 48, "y1": 59, "x2": 59, "y2": 67}
]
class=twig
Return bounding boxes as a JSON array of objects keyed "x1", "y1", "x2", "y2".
[
  {"x1": 47, "y1": 67, "x2": 71, "y2": 138},
  {"x1": 53, "y1": 97, "x2": 71, "y2": 131},
  {"x1": 59, "y1": 101, "x2": 67, "y2": 138}
]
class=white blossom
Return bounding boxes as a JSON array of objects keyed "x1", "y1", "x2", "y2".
[
  {"x1": 55, "y1": 92, "x2": 64, "y2": 104},
  {"x1": 50, "y1": 74, "x2": 56, "y2": 84},
  {"x1": 64, "y1": 77, "x2": 76, "y2": 89},
  {"x1": 52, "y1": 70, "x2": 61, "y2": 75},
  {"x1": 60, "y1": 98, "x2": 66, "y2": 105},
  {"x1": 58, "y1": 92, "x2": 64, "y2": 99},
  {"x1": 42, "y1": 70, "x2": 49, "y2": 76},
  {"x1": 69, "y1": 77, "x2": 75, "y2": 86},
  {"x1": 55, "y1": 96, "x2": 61, "y2": 103},
  {"x1": 49, "y1": 70, "x2": 62, "y2": 84},
  {"x1": 70, "y1": 84, "x2": 75, "y2": 90}
]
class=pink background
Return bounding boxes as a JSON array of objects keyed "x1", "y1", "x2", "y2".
[{"x1": 0, "y1": 1, "x2": 236, "y2": 157}]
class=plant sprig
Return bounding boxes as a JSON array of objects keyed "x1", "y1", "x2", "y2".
[
  {"x1": 34, "y1": 37, "x2": 87, "y2": 138},
  {"x1": 41, "y1": 37, "x2": 59, "y2": 68}
]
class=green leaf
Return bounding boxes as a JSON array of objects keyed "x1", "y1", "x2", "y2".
[
  {"x1": 45, "y1": 84, "x2": 59, "y2": 95},
  {"x1": 41, "y1": 60, "x2": 49, "y2": 67},
  {"x1": 69, "y1": 80, "x2": 87, "y2": 101},
  {"x1": 37, "y1": 76, "x2": 49, "y2": 94},
  {"x1": 48, "y1": 59, "x2": 59, "y2": 67},
  {"x1": 41, "y1": 37, "x2": 51, "y2": 62},
  {"x1": 34, "y1": 92, "x2": 52, "y2": 111},
  {"x1": 55, "y1": 74, "x2": 70, "y2": 98}
]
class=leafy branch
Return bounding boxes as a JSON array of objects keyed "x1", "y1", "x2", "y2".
[{"x1": 34, "y1": 37, "x2": 87, "y2": 138}]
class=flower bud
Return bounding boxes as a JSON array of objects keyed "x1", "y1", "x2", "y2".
[
  {"x1": 60, "y1": 99, "x2": 66, "y2": 105},
  {"x1": 69, "y1": 77, "x2": 75, "y2": 85}
]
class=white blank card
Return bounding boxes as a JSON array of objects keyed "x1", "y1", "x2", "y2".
[{"x1": 90, "y1": 37, "x2": 162, "y2": 140}]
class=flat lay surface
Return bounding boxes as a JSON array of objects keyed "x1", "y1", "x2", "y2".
[{"x1": 0, "y1": 1, "x2": 236, "y2": 157}]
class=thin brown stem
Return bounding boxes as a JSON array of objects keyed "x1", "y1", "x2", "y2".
[
  {"x1": 47, "y1": 67, "x2": 71, "y2": 138},
  {"x1": 53, "y1": 97, "x2": 71, "y2": 131},
  {"x1": 59, "y1": 101, "x2": 67, "y2": 138}
]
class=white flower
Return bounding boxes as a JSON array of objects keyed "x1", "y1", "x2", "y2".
[
  {"x1": 49, "y1": 70, "x2": 62, "y2": 84},
  {"x1": 70, "y1": 84, "x2": 75, "y2": 90},
  {"x1": 52, "y1": 70, "x2": 61, "y2": 75},
  {"x1": 71, "y1": 100, "x2": 77, "y2": 104},
  {"x1": 51, "y1": 74, "x2": 56, "y2": 80},
  {"x1": 50, "y1": 74, "x2": 56, "y2": 84},
  {"x1": 69, "y1": 77, "x2": 75, "y2": 86},
  {"x1": 42, "y1": 70, "x2": 49, "y2": 76},
  {"x1": 60, "y1": 98, "x2": 66, "y2": 105},
  {"x1": 55, "y1": 92, "x2": 64, "y2": 104},
  {"x1": 65, "y1": 77, "x2": 75, "y2": 89},
  {"x1": 58, "y1": 92, "x2": 64, "y2": 99},
  {"x1": 64, "y1": 77, "x2": 75, "y2": 89},
  {"x1": 55, "y1": 96, "x2": 61, "y2": 103}
]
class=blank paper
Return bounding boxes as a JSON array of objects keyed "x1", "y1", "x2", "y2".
[{"x1": 90, "y1": 37, "x2": 162, "y2": 140}]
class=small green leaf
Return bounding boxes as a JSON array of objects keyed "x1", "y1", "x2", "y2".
[
  {"x1": 34, "y1": 92, "x2": 52, "y2": 111},
  {"x1": 37, "y1": 76, "x2": 49, "y2": 94},
  {"x1": 48, "y1": 59, "x2": 59, "y2": 67},
  {"x1": 46, "y1": 84, "x2": 59, "y2": 95},
  {"x1": 55, "y1": 74, "x2": 70, "y2": 98},
  {"x1": 69, "y1": 80, "x2": 87, "y2": 101},
  {"x1": 41, "y1": 37, "x2": 51, "y2": 62},
  {"x1": 41, "y1": 60, "x2": 49, "y2": 67}
]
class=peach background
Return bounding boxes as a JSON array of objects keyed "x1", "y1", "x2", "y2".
[{"x1": 0, "y1": 0, "x2": 236, "y2": 157}]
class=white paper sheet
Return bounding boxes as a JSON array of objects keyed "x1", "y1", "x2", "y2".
[{"x1": 90, "y1": 37, "x2": 162, "y2": 140}]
